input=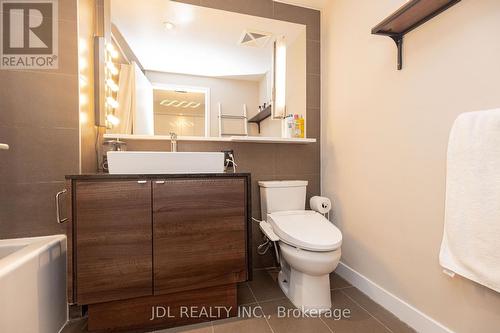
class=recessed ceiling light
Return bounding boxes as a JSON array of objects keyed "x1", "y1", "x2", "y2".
[{"x1": 164, "y1": 21, "x2": 175, "y2": 31}]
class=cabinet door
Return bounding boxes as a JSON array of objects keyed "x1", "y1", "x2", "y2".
[
  {"x1": 75, "y1": 180, "x2": 152, "y2": 304},
  {"x1": 153, "y1": 178, "x2": 247, "y2": 295}
]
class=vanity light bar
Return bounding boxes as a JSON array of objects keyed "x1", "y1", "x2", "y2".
[
  {"x1": 106, "y1": 61, "x2": 119, "y2": 75},
  {"x1": 106, "y1": 78, "x2": 119, "y2": 92},
  {"x1": 106, "y1": 114, "x2": 120, "y2": 126},
  {"x1": 106, "y1": 43, "x2": 119, "y2": 59},
  {"x1": 106, "y1": 96, "x2": 119, "y2": 109}
]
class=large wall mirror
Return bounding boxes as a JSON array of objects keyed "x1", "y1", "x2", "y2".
[{"x1": 98, "y1": 0, "x2": 307, "y2": 139}]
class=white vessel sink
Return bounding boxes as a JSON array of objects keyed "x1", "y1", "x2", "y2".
[{"x1": 107, "y1": 151, "x2": 225, "y2": 174}]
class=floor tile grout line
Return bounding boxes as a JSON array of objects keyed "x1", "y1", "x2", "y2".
[
  {"x1": 256, "y1": 296, "x2": 287, "y2": 304},
  {"x1": 261, "y1": 308, "x2": 276, "y2": 333},
  {"x1": 340, "y1": 289, "x2": 394, "y2": 333},
  {"x1": 245, "y1": 282, "x2": 260, "y2": 304},
  {"x1": 331, "y1": 285, "x2": 354, "y2": 291},
  {"x1": 247, "y1": 282, "x2": 275, "y2": 333},
  {"x1": 257, "y1": 297, "x2": 276, "y2": 333},
  {"x1": 319, "y1": 316, "x2": 334, "y2": 333}
]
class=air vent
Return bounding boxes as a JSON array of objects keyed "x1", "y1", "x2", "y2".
[{"x1": 239, "y1": 30, "x2": 272, "y2": 48}]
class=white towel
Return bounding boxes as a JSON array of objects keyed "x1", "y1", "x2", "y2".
[{"x1": 439, "y1": 109, "x2": 500, "y2": 293}]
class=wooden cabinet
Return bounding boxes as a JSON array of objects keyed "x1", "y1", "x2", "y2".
[
  {"x1": 153, "y1": 178, "x2": 247, "y2": 295},
  {"x1": 74, "y1": 180, "x2": 153, "y2": 304},
  {"x1": 67, "y1": 174, "x2": 250, "y2": 310}
]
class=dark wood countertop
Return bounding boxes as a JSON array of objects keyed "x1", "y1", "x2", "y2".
[{"x1": 66, "y1": 173, "x2": 251, "y2": 180}]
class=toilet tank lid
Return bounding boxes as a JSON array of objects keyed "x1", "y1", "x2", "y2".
[{"x1": 258, "y1": 180, "x2": 308, "y2": 188}]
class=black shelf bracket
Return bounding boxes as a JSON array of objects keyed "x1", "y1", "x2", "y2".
[
  {"x1": 371, "y1": 0, "x2": 461, "y2": 71},
  {"x1": 248, "y1": 105, "x2": 272, "y2": 134},
  {"x1": 390, "y1": 35, "x2": 403, "y2": 71}
]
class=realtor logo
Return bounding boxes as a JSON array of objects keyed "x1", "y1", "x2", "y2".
[{"x1": 1, "y1": 0, "x2": 58, "y2": 69}]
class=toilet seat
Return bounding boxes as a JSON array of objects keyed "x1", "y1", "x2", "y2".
[{"x1": 268, "y1": 210, "x2": 342, "y2": 252}]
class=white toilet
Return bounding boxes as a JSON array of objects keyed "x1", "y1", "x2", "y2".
[{"x1": 258, "y1": 180, "x2": 342, "y2": 312}]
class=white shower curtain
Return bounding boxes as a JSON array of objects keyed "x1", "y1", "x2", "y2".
[
  {"x1": 111, "y1": 62, "x2": 154, "y2": 135},
  {"x1": 113, "y1": 63, "x2": 135, "y2": 134}
]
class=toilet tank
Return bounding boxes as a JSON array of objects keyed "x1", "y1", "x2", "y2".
[{"x1": 258, "y1": 180, "x2": 308, "y2": 221}]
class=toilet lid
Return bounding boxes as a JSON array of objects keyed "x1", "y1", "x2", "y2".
[{"x1": 268, "y1": 210, "x2": 342, "y2": 252}]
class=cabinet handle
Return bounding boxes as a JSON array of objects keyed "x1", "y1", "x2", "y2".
[
  {"x1": 155, "y1": 180, "x2": 165, "y2": 184},
  {"x1": 55, "y1": 189, "x2": 68, "y2": 224},
  {"x1": 137, "y1": 180, "x2": 147, "y2": 184}
]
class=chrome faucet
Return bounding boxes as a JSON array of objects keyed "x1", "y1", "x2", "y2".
[{"x1": 169, "y1": 132, "x2": 177, "y2": 152}]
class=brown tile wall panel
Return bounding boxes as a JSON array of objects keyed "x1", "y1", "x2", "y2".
[
  {"x1": 307, "y1": 40, "x2": 321, "y2": 75},
  {"x1": 0, "y1": 182, "x2": 68, "y2": 238},
  {"x1": 306, "y1": 108, "x2": 321, "y2": 139},
  {"x1": 126, "y1": 0, "x2": 321, "y2": 269},
  {"x1": 0, "y1": 0, "x2": 80, "y2": 238},
  {"x1": 199, "y1": 0, "x2": 274, "y2": 18},
  {"x1": 0, "y1": 71, "x2": 79, "y2": 128},
  {"x1": 273, "y1": 2, "x2": 321, "y2": 41},
  {"x1": 307, "y1": 74, "x2": 321, "y2": 108}
]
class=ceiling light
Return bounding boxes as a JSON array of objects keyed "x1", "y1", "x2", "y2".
[{"x1": 164, "y1": 21, "x2": 175, "y2": 31}]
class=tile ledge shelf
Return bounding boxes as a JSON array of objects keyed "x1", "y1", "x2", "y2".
[{"x1": 103, "y1": 134, "x2": 316, "y2": 144}]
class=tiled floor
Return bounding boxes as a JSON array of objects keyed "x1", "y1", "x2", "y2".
[{"x1": 62, "y1": 269, "x2": 415, "y2": 333}]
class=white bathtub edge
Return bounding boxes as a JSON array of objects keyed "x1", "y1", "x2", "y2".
[{"x1": 0, "y1": 235, "x2": 67, "y2": 278}]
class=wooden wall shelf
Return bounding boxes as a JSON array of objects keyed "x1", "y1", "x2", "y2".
[
  {"x1": 372, "y1": 0, "x2": 461, "y2": 70},
  {"x1": 248, "y1": 105, "x2": 272, "y2": 133}
]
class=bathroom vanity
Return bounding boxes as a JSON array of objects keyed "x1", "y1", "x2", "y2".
[{"x1": 64, "y1": 173, "x2": 251, "y2": 332}]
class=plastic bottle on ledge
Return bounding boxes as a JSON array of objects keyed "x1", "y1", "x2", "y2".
[
  {"x1": 293, "y1": 114, "x2": 300, "y2": 138},
  {"x1": 299, "y1": 115, "x2": 305, "y2": 138},
  {"x1": 284, "y1": 115, "x2": 294, "y2": 138}
]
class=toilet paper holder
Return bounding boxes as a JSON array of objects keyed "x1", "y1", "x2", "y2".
[{"x1": 310, "y1": 196, "x2": 332, "y2": 219}]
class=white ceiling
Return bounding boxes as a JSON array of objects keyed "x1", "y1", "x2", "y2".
[
  {"x1": 111, "y1": 0, "x2": 306, "y2": 78},
  {"x1": 274, "y1": 0, "x2": 330, "y2": 11}
]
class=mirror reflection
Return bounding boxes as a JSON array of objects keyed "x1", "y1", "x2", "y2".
[{"x1": 102, "y1": 0, "x2": 307, "y2": 139}]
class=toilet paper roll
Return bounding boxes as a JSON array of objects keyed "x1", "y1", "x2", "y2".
[{"x1": 310, "y1": 196, "x2": 332, "y2": 214}]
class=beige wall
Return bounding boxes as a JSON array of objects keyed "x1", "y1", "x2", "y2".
[{"x1": 322, "y1": 0, "x2": 500, "y2": 332}]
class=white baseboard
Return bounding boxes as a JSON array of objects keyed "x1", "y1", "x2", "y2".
[{"x1": 335, "y1": 262, "x2": 454, "y2": 333}]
